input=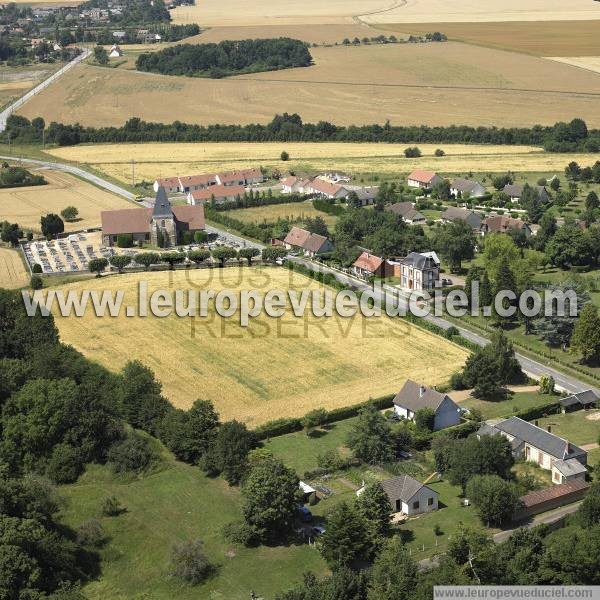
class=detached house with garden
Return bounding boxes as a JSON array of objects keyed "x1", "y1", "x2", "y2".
[{"x1": 393, "y1": 380, "x2": 461, "y2": 431}]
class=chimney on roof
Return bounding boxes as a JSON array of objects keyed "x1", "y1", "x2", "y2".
[{"x1": 419, "y1": 385, "x2": 426, "y2": 398}]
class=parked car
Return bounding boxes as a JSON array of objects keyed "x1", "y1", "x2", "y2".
[{"x1": 311, "y1": 526, "x2": 326, "y2": 536}]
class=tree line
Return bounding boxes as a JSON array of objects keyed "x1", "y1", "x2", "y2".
[
  {"x1": 6, "y1": 113, "x2": 599, "y2": 151},
  {"x1": 135, "y1": 38, "x2": 313, "y2": 78}
]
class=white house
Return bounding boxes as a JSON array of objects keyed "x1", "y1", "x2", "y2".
[
  {"x1": 280, "y1": 176, "x2": 311, "y2": 194},
  {"x1": 109, "y1": 44, "x2": 123, "y2": 58},
  {"x1": 153, "y1": 177, "x2": 181, "y2": 194},
  {"x1": 357, "y1": 475, "x2": 438, "y2": 516},
  {"x1": 283, "y1": 226, "x2": 333, "y2": 257},
  {"x1": 187, "y1": 184, "x2": 245, "y2": 205},
  {"x1": 393, "y1": 379, "x2": 461, "y2": 431},
  {"x1": 477, "y1": 416, "x2": 588, "y2": 485},
  {"x1": 307, "y1": 178, "x2": 349, "y2": 200}
]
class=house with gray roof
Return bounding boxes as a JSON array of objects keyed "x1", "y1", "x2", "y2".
[
  {"x1": 387, "y1": 202, "x2": 426, "y2": 224},
  {"x1": 393, "y1": 380, "x2": 461, "y2": 431},
  {"x1": 398, "y1": 251, "x2": 440, "y2": 291},
  {"x1": 477, "y1": 416, "x2": 587, "y2": 485},
  {"x1": 450, "y1": 178, "x2": 486, "y2": 199},
  {"x1": 503, "y1": 184, "x2": 550, "y2": 204},
  {"x1": 559, "y1": 390, "x2": 599, "y2": 413},
  {"x1": 357, "y1": 474, "x2": 439, "y2": 516},
  {"x1": 441, "y1": 206, "x2": 482, "y2": 231}
]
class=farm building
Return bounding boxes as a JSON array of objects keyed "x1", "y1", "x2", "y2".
[
  {"x1": 481, "y1": 215, "x2": 532, "y2": 237},
  {"x1": 450, "y1": 178, "x2": 486, "y2": 199},
  {"x1": 397, "y1": 251, "x2": 440, "y2": 291},
  {"x1": 217, "y1": 168, "x2": 264, "y2": 186},
  {"x1": 283, "y1": 226, "x2": 333, "y2": 257},
  {"x1": 187, "y1": 184, "x2": 245, "y2": 205},
  {"x1": 352, "y1": 252, "x2": 388, "y2": 278},
  {"x1": 441, "y1": 206, "x2": 482, "y2": 231},
  {"x1": 357, "y1": 475, "x2": 438, "y2": 516},
  {"x1": 407, "y1": 170, "x2": 443, "y2": 190},
  {"x1": 477, "y1": 416, "x2": 587, "y2": 485},
  {"x1": 177, "y1": 174, "x2": 218, "y2": 193},
  {"x1": 514, "y1": 479, "x2": 589, "y2": 520},
  {"x1": 387, "y1": 201, "x2": 426, "y2": 224},
  {"x1": 101, "y1": 187, "x2": 205, "y2": 247},
  {"x1": 393, "y1": 379, "x2": 461, "y2": 431},
  {"x1": 559, "y1": 390, "x2": 599, "y2": 413}
]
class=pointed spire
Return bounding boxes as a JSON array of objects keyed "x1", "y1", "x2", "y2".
[{"x1": 152, "y1": 186, "x2": 173, "y2": 219}]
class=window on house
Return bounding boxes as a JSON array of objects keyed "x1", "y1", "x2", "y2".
[
  {"x1": 428, "y1": 497, "x2": 434, "y2": 506},
  {"x1": 413, "y1": 501, "x2": 419, "y2": 510},
  {"x1": 395, "y1": 499, "x2": 401, "y2": 512}
]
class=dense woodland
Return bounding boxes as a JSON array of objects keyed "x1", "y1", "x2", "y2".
[
  {"x1": 135, "y1": 38, "x2": 313, "y2": 78},
  {"x1": 7, "y1": 113, "x2": 599, "y2": 151}
]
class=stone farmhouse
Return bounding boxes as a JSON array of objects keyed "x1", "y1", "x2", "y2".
[
  {"x1": 101, "y1": 187, "x2": 205, "y2": 247},
  {"x1": 393, "y1": 379, "x2": 461, "y2": 431},
  {"x1": 357, "y1": 474, "x2": 439, "y2": 516},
  {"x1": 477, "y1": 416, "x2": 588, "y2": 485},
  {"x1": 283, "y1": 226, "x2": 333, "y2": 257},
  {"x1": 407, "y1": 170, "x2": 443, "y2": 190}
]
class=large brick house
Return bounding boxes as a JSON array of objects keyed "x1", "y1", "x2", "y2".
[{"x1": 101, "y1": 187, "x2": 205, "y2": 247}]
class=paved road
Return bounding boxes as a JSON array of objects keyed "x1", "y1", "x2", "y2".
[
  {"x1": 0, "y1": 155, "x2": 136, "y2": 200},
  {"x1": 0, "y1": 49, "x2": 91, "y2": 131},
  {"x1": 4, "y1": 152, "x2": 597, "y2": 395},
  {"x1": 291, "y1": 257, "x2": 599, "y2": 396}
]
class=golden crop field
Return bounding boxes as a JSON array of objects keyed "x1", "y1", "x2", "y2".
[
  {"x1": 0, "y1": 65, "x2": 59, "y2": 109},
  {"x1": 52, "y1": 268, "x2": 469, "y2": 425},
  {"x1": 360, "y1": 0, "x2": 600, "y2": 24},
  {"x1": 0, "y1": 170, "x2": 134, "y2": 233},
  {"x1": 231, "y1": 201, "x2": 339, "y2": 227},
  {"x1": 45, "y1": 141, "x2": 599, "y2": 183},
  {"x1": 19, "y1": 40, "x2": 600, "y2": 128},
  {"x1": 380, "y1": 21, "x2": 600, "y2": 57},
  {"x1": 0, "y1": 247, "x2": 29, "y2": 289},
  {"x1": 170, "y1": 0, "x2": 600, "y2": 27}
]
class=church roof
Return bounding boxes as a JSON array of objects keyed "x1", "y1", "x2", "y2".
[{"x1": 152, "y1": 187, "x2": 173, "y2": 219}]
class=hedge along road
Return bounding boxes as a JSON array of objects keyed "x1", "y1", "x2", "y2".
[
  {"x1": 4, "y1": 150, "x2": 597, "y2": 394},
  {"x1": 0, "y1": 48, "x2": 92, "y2": 132}
]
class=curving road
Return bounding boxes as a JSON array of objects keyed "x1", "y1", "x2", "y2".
[
  {"x1": 3, "y1": 151, "x2": 597, "y2": 396},
  {"x1": 0, "y1": 49, "x2": 91, "y2": 132}
]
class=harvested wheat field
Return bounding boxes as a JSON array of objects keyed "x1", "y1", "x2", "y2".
[
  {"x1": 0, "y1": 247, "x2": 28, "y2": 289},
  {"x1": 0, "y1": 64, "x2": 60, "y2": 108},
  {"x1": 230, "y1": 201, "x2": 339, "y2": 227},
  {"x1": 0, "y1": 170, "x2": 133, "y2": 233},
  {"x1": 46, "y1": 142, "x2": 599, "y2": 183},
  {"x1": 361, "y1": 0, "x2": 600, "y2": 24},
  {"x1": 19, "y1": 41, "x2": 600, "y2": 128},
  {"x1": 52, "y1": 267, "x2": 468, "y2": 424},
  {"x1": 380, "y1": 21, "x2": 600, "y2": 56}
]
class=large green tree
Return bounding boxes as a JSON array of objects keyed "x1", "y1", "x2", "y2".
[{"x1": 346, "y1": 404, "x2": 395, "y2": 464}]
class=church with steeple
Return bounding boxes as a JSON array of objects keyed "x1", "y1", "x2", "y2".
[{"x1": 100, "y1": 187, "x2": 205, "y2": 247}]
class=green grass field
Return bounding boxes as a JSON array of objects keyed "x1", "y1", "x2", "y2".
[
  {"x1": 536, "y1": 409, "x2": 600, "y2": 446},
  {"x1": 230, "y1": 201, "x2": 339, "y2": 228},
  {"x1": 461, "y1": 391, "x2": 559, "y2": 420},
  {"x1": 58, "y1": 448, "x2": 327, "y2": 600}
]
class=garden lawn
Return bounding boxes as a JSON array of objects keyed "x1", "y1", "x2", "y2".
[
  {"x1": 58, "y1": 454, "x2": 327, "y2": 600},
  {"x1": 535, "y1": 409, "x2": 600, "y2": 446},
  {"x1": 461, "y1": 391, "x2": 559, "y2": 420}
]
